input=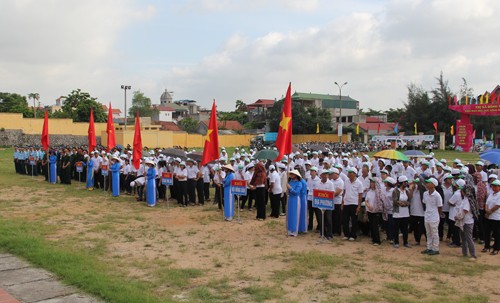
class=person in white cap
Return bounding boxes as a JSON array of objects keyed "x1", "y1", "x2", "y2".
[
  {"x1": 329, "y1": 168, "x2": 344, "y2": 236},
  {"x1": 186, "y1": 159, "x2": 199, "y2": 206},
  {"x1": 451, "y1": 179, "x2": 477, "y2": 260},
  {"x1": 447, "y1": 179, "x2": 464, "y2": 248},
  {"x1": 483, "y1": 179, "x2": 500, "y2": 255},
  {"x1": 286, "y1": 169, "x2": 304, "y2": 236},
  {"x1": 342, "y1": 167, "x2": 364, "y2": 241},
  {"x1": 213, "y1": 166, "x2": 226, "y2": 210},
  {"x1": 130, "y1": 176, "x2": 146, "y2": 201},
  {"x1": 475, "y1": 161, "x2": 488, "y2": 184},
  {"x1": 422, "y1": 177, "x2": 443, "y2": 255},
  {"x1": 365, "y1": 176, "x2": 383, "y2": 245},
  {"x1": 392, "y1": 176, "x2": 413, "y2": 248},
  {"x1": 268, "y1": 165, "x2": 282, "y2": 218},
  {"x1": 382, "y1": 177, "x2": 397, "y2": 243},
  {"x1": 176, "y1": 162, "x2": 188, "y2": 207},
  {"x1": 242, "y1": 164, "x2": 255, "y2": 210},
  {"x1": 439, "y1": 174, "x2": 454, "y2": 242},
  {"x1": 306, "y1": 167, "x2": 320, "y2": 231}
]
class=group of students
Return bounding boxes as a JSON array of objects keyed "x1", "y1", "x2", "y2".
[{"x1": 13, "y1": 145, "x2": 500, "y2": 258}]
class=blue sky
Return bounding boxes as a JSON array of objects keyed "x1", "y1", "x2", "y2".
[{"x1": 1, "y1": 0, "x2": 499, "y2": 113}]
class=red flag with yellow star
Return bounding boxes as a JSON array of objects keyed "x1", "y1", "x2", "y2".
[
  {"x1": 201, "y1": 100, "x2": 219, "y2": 165},
  {"x1": 275, "y1": 83, "x2": 292, "y2": 161},
  {"x1": 106, "y1": 102, "x2": 116, "y2": 151}
]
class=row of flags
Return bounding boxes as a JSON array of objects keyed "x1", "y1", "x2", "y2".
[
  {"x1": 448, "y1": 93, "x2": 500, "y2": 105},
  {"x1": 351, "y1": 121, "x2": 462, "y2": 136}
]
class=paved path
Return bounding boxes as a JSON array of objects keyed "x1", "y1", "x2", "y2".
[{"x1": 0, "y1": 253, "x2": 102, "y2": 303}]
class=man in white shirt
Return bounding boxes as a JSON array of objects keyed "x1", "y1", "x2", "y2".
[
  {"x1": 422, "y1": 177, "x2": 443, "y2": 255},
  {"x1": 342, "y1": 167, "x2": 364, "y2": 241},
  {"x1": 268, "y1": 165, "x2": 282, "y2": 218},
  {"x1": 186, "y1": 159, "x2": 199, "y2": 205},
  {"x1": 315, "y1": 170, "x2": 335, "y2": 240},
  {"x1": 306, "y1": 167, "x2": 320, "y2": 231},
  {"x1": 402, "y1": 160, "x2": 417, "y2": 181},
  {"x1": 329, "y1": 168, "x2": 344, "y2": 236},
  {"x1": 475, "y1": 161, "x2": 488, "y2": 184}
]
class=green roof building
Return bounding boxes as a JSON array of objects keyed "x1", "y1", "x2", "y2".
[{"x1": 291, "y1": 92, "x2": 360, "y2": 126}]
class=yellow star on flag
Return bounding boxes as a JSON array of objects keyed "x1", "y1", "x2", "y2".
[
  {"x1": 205, "y1": 129, "x2": 213, "y2": 142},
  {"x1": 279, "y1": 113, "x2": 291, "y2": 131}
]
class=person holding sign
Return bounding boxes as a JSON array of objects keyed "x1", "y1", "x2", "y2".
[
  {"x1": 315, "y1": 170, "x2": 335, "y2": 240},
  {"x1": 287, "y1": 169, "x2": 303, "y2": 236},
  {"x1": 222, "y1": 164, "x2": 235, "y2": 221},
  {"x1": 145, "y1": 160, "x2": 157, "y2": 207},
  {"x1": 110, "y1": 156, "x2": 121, "y2": 197}
]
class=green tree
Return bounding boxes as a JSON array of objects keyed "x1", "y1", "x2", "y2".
[
  {"x1": 0, "y1": 92, "x2": 29, "y2": 114},
  {"x1": 50, "y1": 110, "x2": 71, "y2": 119},
  {"x1": 384, "y1": 108, "x2": 405, "y2": 123},
  {"x1": 267, "y1": 100, "x2": 332, "y2": 134},
  {"x1": 62, "y1": 89, "x2": 106, "y2": 122},
  {"x1": 129, "y1": 91, "x2": 156, "y2": 117},
  {"x1": 430, "y1": 72, "x2": 459, "y2": 142},
  {"x1": 28, "y1": 93, "x2": 40, "y2": 118},
  {"x1": 179, "y1": 117, "x2": 199, "y2": 133},
  {"x1": 401, "y1": 83, "x2": 432, "y2": 134},
  {"x1": 218, "y1": 111, "x2": 249, "y2": 127}
]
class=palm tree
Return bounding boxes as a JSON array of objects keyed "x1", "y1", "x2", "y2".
[{"x1": 28, "y1": 93, "x2": 40, "y2": 118}]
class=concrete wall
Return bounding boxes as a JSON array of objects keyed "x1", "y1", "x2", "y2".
[{"x1": 0, "y1": 129, "x2": 101, "y2": 147}]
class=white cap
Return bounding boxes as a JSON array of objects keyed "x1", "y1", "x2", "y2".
[
  {"x1": 455, "y1": 179, "x2": 466, "y2": 188},
  {"x1": 398, "y1": 176, "x2": 408, "y2": 183},
  {"x1": 491, "y1": 180, "x2": 500, "y2": 186},
  {"x1": 476, "y1": 161, "x2": 485, "y2": 166},
  {"x1": 384, "y1": 177, "x2": 396, "y2": 185},
  {"x1": 310, "y1": 166, "x2": 318, "y2": 172},
  {"x1": 330, "y1": 168, "x2": 339, "y2": 174},
  {"x1": 451, "y1": 169, "x2": 460, "y2": 175},
  {"x1": 488, "y1": 174, "x2": 498, "y2": 179},
  {"x1": 347, "y1": 167, "x2": 358, "y2": 174},
  {"x1": 269, "y1": 165, "x2": 275, "y2": 170},
  {"x1": 425, "y1": 177, "x2": 438, "y2": 186}
]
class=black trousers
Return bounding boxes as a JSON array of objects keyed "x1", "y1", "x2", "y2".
[
  {"x1": 411, "y1": 215, "x2": 425, "y2": 244},
  {"x1": 187, "y1": 179, "x2": 196, "y2": 203},
  {"x1": 270, "y1": 193, "x2": 281, "y2": 218},
  {"x1": 367, "y1": 212, "x2": 381, "y2": 244},
  {"x1": 255, "y1": 187, "x2": 266, "y2": 220},
  {"x1": 196, "y1": 179, "x2": 204, "y2": 205},
  {"x1": 439, "y1": 211, "x2": 449, "y2": 240},
  {"x1": 215, "y1": 185, "x2": 223, "y2": 209},
  {"x1": 247, "y1": 189, "x2": 255, "y2": 209},
  {"x1": 394, "y1": 216, "x2": 409, "y2": 245},
  {"x1": 332, "y1": 206, "x2": 342, "y2": 236},
  {"x1": 281, "y1": 193, "x2": 287, "y2": 214},
  {"x1": 308, "y1": 200, "x2": 320, "y2": 231},
  {"x1": 203, "y1": 182, "x2": 210, "y2": 200},
  {"x1": 448, "y1": 218, "x2": 461, "y2": 245},
  {"x1": 315, "y1": 208, "x2": 333, "y2": 238},
  {"x1": 475, "y1": 210, "x2": 485, "y2": 241},
  {"x1": 342, "y1": 205, "x2": 358, "y2": 239},
  {"x1": 484, "y1": 219, "x2": 500, "y2": 250},
  {"x1": 178, "y1": 181, "x2": 188, "y2": 206}
]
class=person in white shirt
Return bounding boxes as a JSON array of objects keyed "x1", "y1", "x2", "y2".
[
  {"x1": 422, "y1": 178, "x2": 443, "y2": 255},
  {"x1": 483, "y1": 179, "x2": 500, "y2": 255},
  {"x1": 186, "y1": 159, "x2": 199, "y2": 205},
  {"x1": 365, "y1": 176, "x2": 383, "y2": 245},
  {"x1": 329, "y1": 168, "x2": 344, "y2": 236},
  {"x1": 315, "y1": 170, "x2": 335, "y2": 240},
  {"x1": 268, "y1": 165, "x2": 283, "y2": 218},
  {"x1": 201, "y1": 164, "x2": 211, "y2": 202},
  {"x1": 392, "y1": 176, "x2": 413, "y2": 248},
  {"x1": 475, "y1": 161, "x2": 488, "y2": 184},
  {"x1": 130, "y1": 176, "x2": 145, "y2": 201},
  {"x1": 176, "y1": 162, "x2": 188, "y2": 207},
  {"x1": 213, "y1": 166, "x2": 226, "y2": 210},
  {"x1": 402, "y1": 160, "x2": 417, "y2": 181},
  {"x1": 342, "y1": 167, "x2": 364, "y2": 241},
  {"x1": 241, "y1": 164, "x2": 254, "y2": 210},
  {"x1": 439, "y1": 174, "x2": 454, "y2": 241},
  {"x1": 447, "y1": 180, "x2": 463, "y2": 247},
  {"x1": 306, "y1": 167, "x2": 320, "y2": 231}
]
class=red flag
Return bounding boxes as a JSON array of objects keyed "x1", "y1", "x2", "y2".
[
  {"x1": 201, "y1": 100, "x2": 220, "y2": 165},
  {"x1": 106, "y1": 102, "x2": 116, "y2": 151},
  {"x1": 433, "y1": 122, "x2": 438, "y2": 134},
  {"x1": 88, "y1": 108, "x2": 97, "y2": 153},
  {"x1": 491, "y1": 92, "x2": 497, "y2": 104},
  {"x1": 41, "y1": 110, "x2": 50, "y2": 150},
  {"x1": 377, "y1": 123, "x2": 381, "y2": 134},
  {"x1": 453, "y1": 95, "x2": 458, "y2": 105},
  {"x1": 132, "y1": 113, "x2": 142, "y2": 169},
  {"x1": 497, "y1": 93, "x2": 500, "y2": 103},
  {"x1": 275, "y1": 83, "x2": 292, "y2": 161}
]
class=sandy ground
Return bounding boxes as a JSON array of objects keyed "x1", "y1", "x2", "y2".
[{"x1": 1, "y1": 179, "x2": 499, "y2": 303}]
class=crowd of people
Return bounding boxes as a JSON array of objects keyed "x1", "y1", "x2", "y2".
[{"x1": 13, "y1": 144, "x2": 500, "y2": 258}]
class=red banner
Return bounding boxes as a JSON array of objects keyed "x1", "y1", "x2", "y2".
[
  {"x1": 455, "y1": 120, "x2": 473, "y2": 152},
  {"x1": 449, "y1": 103, "x2": 500, "y2": 116}
]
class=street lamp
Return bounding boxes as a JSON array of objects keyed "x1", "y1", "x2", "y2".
[
  {"x1": 121, "y1": 85, "x2": 131, "y2": 130},
  {"x1": 334, "y1": 81, "x2": 348, "y2": 142}
]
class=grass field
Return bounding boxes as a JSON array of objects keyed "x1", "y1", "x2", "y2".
[{"x1": 0, "y1": 147, "x2": 496, "y2": 303}]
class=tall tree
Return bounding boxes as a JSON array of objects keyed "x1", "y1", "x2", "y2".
[
  {"x1": 28, "y1": 93, "x2": 40, "y2": 118},
  {"x1": 268, "y1": 100, "x2": 332, "y2": 134},
  {"x1": 235, "y1": 99, "x2": 247, "y2": 112},
  {"x1": 62, "y1": 89, "x2": 106, "y2": 122},
  {"x1": 430, "y1": 72, "x2": 459, "y2": 141},
  {"x1": 401, "y1": 83, "x2": 432, "y2": 134},
  {"x1": 128, "y1": 91, "x2": 156, "y2": 117},
  {"x1": 459, "y1": 77, "x2": 474, "y2": 103}
]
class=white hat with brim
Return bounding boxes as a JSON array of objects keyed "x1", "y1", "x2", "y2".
[
  {"x1": 455, "y1": 179, "x2": 466, "y2": 189},
  {"x1": 222, "y1": 164, "x2": 234, "y2": 172},
  {"x1": 145, "y1": 160, "x2": 155, "y2": 166},
  {"x1": 289, "y1": 170, "x2": 302, "y2": 178},
  {"x1": 425, "y1": 178, "x2": 438, "y2": 186},
  {"x1": 488, "y1": 174, "x2": 498, "y2": 180},
  {"x1": 347, "y1": 167, "x2": 358, "y2": 174},
  {"x1": 491, "y1": 180, "x2": 500, "y2": 186},
  {"x1": 383, "y1": 177, "x2": 396, "y2": 185}
]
